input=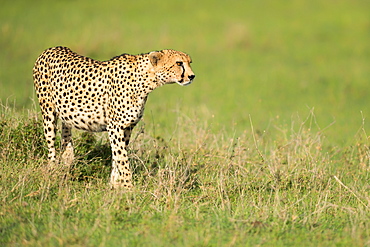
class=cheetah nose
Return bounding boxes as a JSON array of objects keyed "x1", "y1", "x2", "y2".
[{"x1": 188, "y1": 75, "x2": 195, "y2": 80}]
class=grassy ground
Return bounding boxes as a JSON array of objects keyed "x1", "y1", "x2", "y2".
[
  {"x1": 1, "y1": 0, "x2": 370, "y2": 246},
  {"x1": 1, "y1": 106, "x2": 370, "y2": 246}
]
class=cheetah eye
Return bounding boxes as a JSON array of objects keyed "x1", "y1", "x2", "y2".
[{"x1": 176, "y1": 61, "x2": 183, "y2": 66}]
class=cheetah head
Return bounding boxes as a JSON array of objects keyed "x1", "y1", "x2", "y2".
[{"x1": 149, "y1": 49, "x2": 195, "y2": 86}]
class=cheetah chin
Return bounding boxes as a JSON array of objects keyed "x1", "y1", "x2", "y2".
[{"x1": 176, "y1": 80, "x2": 193, "y2": 86}]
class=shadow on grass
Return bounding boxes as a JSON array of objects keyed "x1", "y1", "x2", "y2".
[
  {"x1": 70, "y1": 132, "x2": 171, "y2": 185},
  {"x1": 70, "y1": 132, "x2": 112, "y2": 182}
]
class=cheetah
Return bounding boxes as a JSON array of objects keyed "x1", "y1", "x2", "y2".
[{"x1": 33, "y1": 46, "x2": 195, "y2": 188}]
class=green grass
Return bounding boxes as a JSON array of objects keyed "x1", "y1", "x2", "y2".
[
  {"x1": 1, "y1": 0, "x2": 370, "y2": 245},
  {"x1": 1, "y1": 106, "x2": 370, "y2": 246}
]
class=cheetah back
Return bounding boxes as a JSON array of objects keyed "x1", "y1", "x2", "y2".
[{"x1": 33, "y1": 46, "x2": 110, "y2": 132}]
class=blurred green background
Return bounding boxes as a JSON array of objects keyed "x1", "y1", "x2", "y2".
[{"x1": 1, "y1": 0, "x2": 369, "y2": 144}]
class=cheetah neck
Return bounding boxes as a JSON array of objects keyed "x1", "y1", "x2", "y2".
[
  {"x1": 105, "y1": 55, "x2": 163, "y2": 112},
  {"x1": 110, "y1": 54, "x2": 162, "y2": 94}
]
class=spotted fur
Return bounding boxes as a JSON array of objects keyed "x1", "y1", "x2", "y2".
[{"x1": 33, "y1": 46, "x2": 195, "y2": 188}]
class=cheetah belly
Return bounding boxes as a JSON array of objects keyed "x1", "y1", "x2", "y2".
[{"x1": 57, "y1": 99, "x2": 108, "y2": 132}]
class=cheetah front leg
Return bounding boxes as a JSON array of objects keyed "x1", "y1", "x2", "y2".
[
  {"x1": 61, "y1": 122, "x2": 74, "y2": 166},
  {"x1": 124, "y1": 124, "x2": 136, "y2": 146},
  {"x1": 108, "y1": 128, "x2": 133, "y2": 189}
]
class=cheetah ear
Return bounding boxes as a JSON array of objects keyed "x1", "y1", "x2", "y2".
[{"x1": 149, "y1": 51, "x2": 163, "y2": 66}]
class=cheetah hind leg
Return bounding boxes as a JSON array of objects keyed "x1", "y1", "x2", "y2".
[
  {"x1": 42, "y1": 110, "x2": 58, "y2": 170},
  {"x1": 61, "y1": 122, "x2": 75, "y2": 166}
]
